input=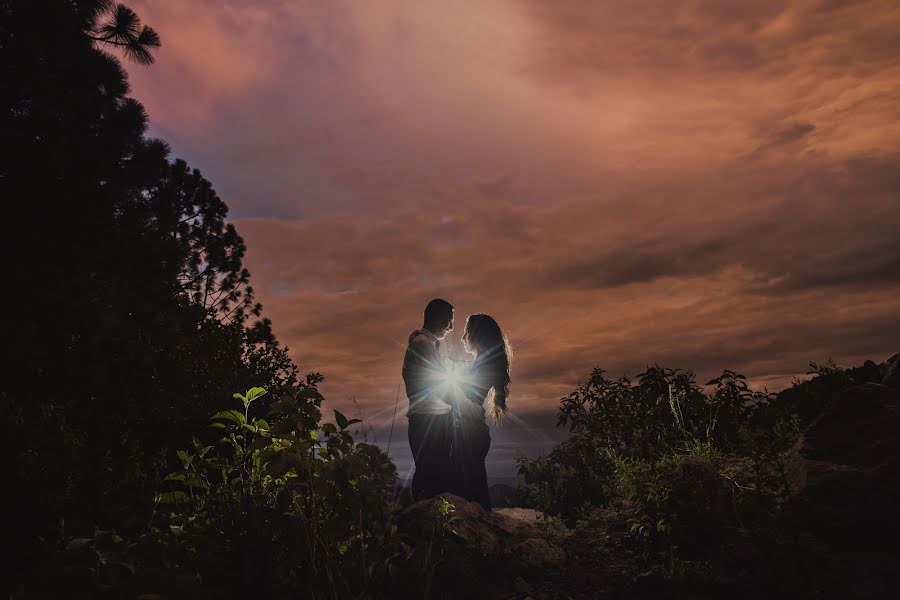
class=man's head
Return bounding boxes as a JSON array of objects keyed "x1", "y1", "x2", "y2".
[{"x1": 423, "y1": 298, "x2": 454, "y2": 339}]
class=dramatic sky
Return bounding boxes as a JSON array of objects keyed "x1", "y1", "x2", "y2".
[{"x1": 124, "y1": 0, "x2": 900, "y2": 479}]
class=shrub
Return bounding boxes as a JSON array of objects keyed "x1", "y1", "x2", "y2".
[
  {"x1": 25, "y1": 386, "x2": 406, "y2": 599},
  {"x1": 516, "y1": 434, "x2": 613, "y2": 523},
  {"x1": 517, "y1": 364, "x2": 810, "y2": 538},
  {"x1": 556, "y1": 366, "x2": 713, "y2": 462}
]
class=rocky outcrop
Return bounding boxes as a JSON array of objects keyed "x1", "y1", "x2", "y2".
[
  {"x1": 781, "y1": 380, "x2": 900, "y2": 596},
  {"x1": 881, "y1": 351, "x2": 900, "y2": 387},
  {"x1": 494, "y1": 507, "x2": 545, "y2": 525},
  {"x1": 399, "y1": 494, "x2": 567, "y2": 590},
  {"x1": 784, "y1": 381, "x2": 900, "y2": 547}
]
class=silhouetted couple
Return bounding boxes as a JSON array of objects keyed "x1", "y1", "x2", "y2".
[{"x1": 402, "y1": 298, "x2": 512, "y2": 511}]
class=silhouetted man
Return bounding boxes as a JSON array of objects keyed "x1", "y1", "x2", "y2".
[{"x1": 403, "y1": 298, "x2": 454, "y2": 500}]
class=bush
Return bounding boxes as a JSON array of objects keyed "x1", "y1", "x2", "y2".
[
  {"x1": 516, "y1": 434, "x2": 613, "y2": 523},
  {"x1": 21, "y1": 386, "x2": 409, "y2": 599},
  {"x1": 517, "y1": 364, "x2": 811, "y2": 538}
]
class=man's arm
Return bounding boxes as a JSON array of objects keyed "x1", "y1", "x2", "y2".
[
  {"x1": 404, "y1": 336, "x2": 453, "y2": 412},
  {"x1": 403, "y1": 337, "x2": 442, "y2": 394}
]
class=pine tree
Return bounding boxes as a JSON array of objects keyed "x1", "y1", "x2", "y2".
[{"x1": 1, "y1": 2, "x2": 308, "y2": 587}]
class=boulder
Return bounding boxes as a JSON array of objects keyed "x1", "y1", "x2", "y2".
[
  {"x1": 881, "y1": 351, "x2": 900, "y2": 387},
  {"x1": 778, "y1": 382, "x2": 900, "y2": 596},
  {"x1": 783, "y1": 382, "x2": 900, "y2": 549},
  {"x1": 494, "y1": 507, "x2": 545, "y2": 526},
  {"x1": 585, "y1": 507, "x2": 630, "y2": 536},
  {"x1": 398, "y1": 494, "x2": 567, "y2": 581}
]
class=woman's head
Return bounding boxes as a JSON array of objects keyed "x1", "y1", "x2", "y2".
[{"x1": 463, "y1": 314, "x2": 512, "y2": 422}]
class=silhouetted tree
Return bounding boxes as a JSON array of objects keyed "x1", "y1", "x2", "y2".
[
  {"x1": 88, "y1": 2, "x2": 161, "y2": 65},
  {"x1": 0, "y1": 1, "x2": 307, "y2": 589}
]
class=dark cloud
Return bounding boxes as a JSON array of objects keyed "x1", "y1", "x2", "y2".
[
  {"x1": 544, "y1": 153, "x2": 900, "y2": 292},
  {"x1": 749, "y1": 121, "x2": 817, "y2": 158},
  {"x1": 549, "y1": 237, "x2": 732, "y2": 288},
  {"x1": 771, "y1": 122, "x2": 816, "y2": 145}
]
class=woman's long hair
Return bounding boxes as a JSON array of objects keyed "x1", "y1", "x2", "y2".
[{"x1": 464, "y1": 314, "x2": 512, "y2": 423}]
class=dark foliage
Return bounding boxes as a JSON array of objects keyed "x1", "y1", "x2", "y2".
[
  {"x1": 518, "y1": 359, "x2": 885, "y2": 546},
  {"x1": 1, "y1": 1, "x2": 308, "y2": 592}
]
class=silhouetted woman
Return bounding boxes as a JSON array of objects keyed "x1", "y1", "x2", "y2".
[{"x1": 451, "y1": 314, "x2": 512, "y2": 511}]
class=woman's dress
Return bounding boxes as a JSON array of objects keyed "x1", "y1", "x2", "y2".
[{"x1": 450, "y1": 356, "x2": 493, "y2": 510}]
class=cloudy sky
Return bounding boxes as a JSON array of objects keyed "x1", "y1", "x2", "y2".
[{"x1": 124, "y1": 0, "x2": 900, "y2": 478}]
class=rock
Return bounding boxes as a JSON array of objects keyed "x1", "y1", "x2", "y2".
[
  {"x1": 779, "y1": 382, "x2": 900, "y2": 595},
  {"x1": 510, "y1": 537, "x2": 567, "y2": 570},
  {"x1": 586, "y1": 507, "x2": 622, "y2": 530},
  {"x1": 494, "y1": 507, "x2": 545, "y2": 525},
  {"x1": 783, "y1": 382, "x2": 900, "y2": 548},
  {"x1": 882, "y1": 351, "x2": 900, "y2": 387},
  {"x1": 399, "y1": 494, "x2": 567, "y2": 583}
]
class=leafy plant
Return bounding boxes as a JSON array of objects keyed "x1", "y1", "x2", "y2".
[
  {"x1": 612, "y1": 452, "x2": 677, "y2": 542},
  {"x1": 421, "y1": 498, "x2": 458, "y2": 600},
  {"x1": 142, "y1": 386, "x2": 402, "y2": 598},
  {"x1": 518, "y1": 363, "x2": 815, "y2": 543}
]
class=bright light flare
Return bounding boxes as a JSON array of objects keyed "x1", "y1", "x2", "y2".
[{"x1": 439, "y1": 361, "x2": 462, "y2": 387}]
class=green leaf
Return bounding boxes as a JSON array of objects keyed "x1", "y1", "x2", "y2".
[
  {"x1": 176, "y1": 450, "x2": 193, "y2": 468},
  {"x1": 249, "y1": 436, "x2": 272, "y2": 452},
  {"x1": 346, "y1": 418, "x2": 362, "y2": 428},
  {"x1": 309, "y1": 430, "x2": 319, "y2": 441},
  {"x1": 338, "y1": 544, "x2": 348, "y2": 555},
  {"x1": 254, "y1": 418, "x2": 270, "y2": 431},
  {"x1": 233, "y1": 392, "x2": 246, "y2": 401},
  {"x1": 334, "y1": 410, "x2": 349, "y2": 431},
  {"x1": 245, "y1": 387, "x2": 267, "y2": 403},
  {"x1": 155, "y1": 491, "x2": 189, "y2": 505},
  {"x1": 211, "y1": 410, "x2": 245, "y2": 425},
  {"x1": 184, "y1": 476, "x2": 209, "y2": 489}
]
